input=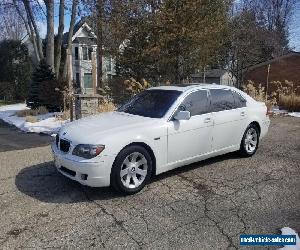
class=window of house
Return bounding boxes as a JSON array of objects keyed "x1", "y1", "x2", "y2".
[
  {"x1": 107, "y1": 57, "x2": 112, "y2": 71},
  {"x1": 82, "y1": 47, "x2": 93, "y2": 60},
  {"x1": 75, "y1": 47, "x2": 79, "y2": 60},
  {"x1": 88, "y1": 48, "x2": 93, "y2": 60},
  {"x1": 83, "y1": 73, "x2": 93, "y2": 88},
  {"x1": 177, "y1": 90, "x2": 209, "y2": 116},
  {"x1": 210, "y1": 89, "x2": 236, "y2": 112},
  {"x1": 75, "y1": 73, "x2": 80, "y2": 87},
  {"x1": 82, "y1": 47, "x2": 88, "y2": 60}
]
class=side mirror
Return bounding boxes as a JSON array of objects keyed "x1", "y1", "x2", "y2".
[{"x1": 174, "y1": 111, "x2": 191, "y2": 121}]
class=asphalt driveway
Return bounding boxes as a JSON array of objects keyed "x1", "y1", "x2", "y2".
[
  {"x1": 0, "y1": 117, "x2": 299, "y2": 249},
  {"x1": 0, "y1": 120, "x2": 53, "y2": 152}
]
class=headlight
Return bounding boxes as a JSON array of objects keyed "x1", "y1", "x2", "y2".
[{"x1": 72, "y1": 144, "x2": 105, "y2": 159}]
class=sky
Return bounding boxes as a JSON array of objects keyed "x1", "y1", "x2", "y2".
[
  {"x1": 40, "y1": 1, "x2": 300, "y2": 52},
  {"x1": 289, "y1": 1, "x2": 300, "y2": 51}
]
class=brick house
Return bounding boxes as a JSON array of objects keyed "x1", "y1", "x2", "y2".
[{"x1": 244, "y1": 52, "x2": 300, "y2": 94}]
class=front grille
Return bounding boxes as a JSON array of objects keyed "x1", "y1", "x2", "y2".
[
  {"x1": 60, "y1": 139, "x2": 70, "y2": 153},
  {"x1": 60, "y1": 166, "x2": 76, "y2": 176}
]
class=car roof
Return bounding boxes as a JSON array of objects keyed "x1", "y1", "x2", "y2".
[{"x1": 149, "y1": 83, "x2": 237, "y2": 92}]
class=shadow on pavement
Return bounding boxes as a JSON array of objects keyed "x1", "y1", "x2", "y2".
[
  {"x1": 15, "y1": 152, "x2": 240, "y2": 203},
  {"x1": 15, "y1": 161, "x2": 120, "y2": 203},
  {"x1": 0, "y1": 119, "x2": 53, "y2": 152}
]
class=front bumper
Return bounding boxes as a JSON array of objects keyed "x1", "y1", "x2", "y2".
[{"x1": 51, "y1": 144, "x2": 114, "y2": 187}]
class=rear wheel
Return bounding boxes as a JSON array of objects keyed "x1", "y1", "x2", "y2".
[
  {"x1": 239, "y1": 124, "x2": 259, "y2": 157},
  {"x1": 111, "y1": 145, "x2": 152, "y2": 194}
]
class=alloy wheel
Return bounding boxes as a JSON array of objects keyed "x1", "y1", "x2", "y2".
[
  {"x1": 120, "y1": 152, "x2": 148, "y2": 189},
  {"x1": 244, "y1": 127, "x2": 258, "y2": 153}
]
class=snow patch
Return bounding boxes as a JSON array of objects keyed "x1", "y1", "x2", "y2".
[
  {"x1": 0, "y1": 103, "x2": 68, "y2": 135},
  {"x1": 288, "y1": 112, "x2": 300, "y2": 118}
]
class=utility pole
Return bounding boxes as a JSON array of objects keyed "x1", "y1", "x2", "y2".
[
  {"x1": 66, "y1": 48, "x2": 74, "y2": 121},
  {"x1": 92, "y1": 51, "x2": 97, "y2": 95},
  {"x1": 266, "y1": 64, "x2": 270, "y2": 102}
]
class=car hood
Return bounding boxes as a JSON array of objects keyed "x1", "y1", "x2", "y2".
[{"x1": 60, "y1": 112, "x2": 159, "y2": 144}]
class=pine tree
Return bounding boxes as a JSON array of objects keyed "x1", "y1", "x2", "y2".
[{"x1": 27, "y1": 59, "x2": 55, "y2": 109}]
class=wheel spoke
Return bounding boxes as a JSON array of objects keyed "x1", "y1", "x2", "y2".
[
  {"x1": 123, "y1": 157, "x2": 130, "y2": 166},
  {"x1": 120, "y1": 169, "x2": 128, "y2": 178},
  {"x1": 136, "y1": 159, "x2": 147, "y2": 167},
  {"x1": 132, "y1": 175, "x2": 140, "y2": 186},
  {"x1": 136, "y1": 168, "x2": 147, "y2": 177},
  {"x1": 125, "y1": 175, "x2": 130, "y2": 188}
]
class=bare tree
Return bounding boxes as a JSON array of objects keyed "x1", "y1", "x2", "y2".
[
  {"x1": 226, "y1": 0, "x2": 297, "y2": 87},
  {"x1": 21, "y1": 0, "x2": 44, "y2": 60},
  {"x1": 63, "y1": 0, "x2": 79, "y2": 78},
  {"x1": 55, "y1": 0, "x2": 65, "y2": 77},
  {"x1": 44, "y1": 0, "x2": 55, "y2": 71},
  {"x1": 0, "y1": 3, "x2": 26, "y2": 41}
]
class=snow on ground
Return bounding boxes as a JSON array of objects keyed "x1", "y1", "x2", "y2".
[
  {"x1": 0, "y1": 103, "x2": 68, "y2": 135},
  {"x1": 288, "y1": 112, "x2": 300, "y2": 118},
  {"x1": 271, "y1": 107, "x2": 300, "y2": 118}
]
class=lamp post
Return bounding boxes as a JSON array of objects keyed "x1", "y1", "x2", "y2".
[{"x1": 266, "y1": 64, "x2": 270, "y2": 102}]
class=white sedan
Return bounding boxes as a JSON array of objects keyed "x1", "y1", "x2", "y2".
[{"x1": 52, "y1": 84, "x2": 270, "y2": 194}]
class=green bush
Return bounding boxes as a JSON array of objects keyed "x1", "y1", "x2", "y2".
[
  {"x1": 27, "y1": 60, "x2": 67, "y2": 111},
  {"x1": 0, "y1": 40, "x2": 32, "y2": 101}
]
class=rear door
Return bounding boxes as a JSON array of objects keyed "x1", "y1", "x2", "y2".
[
  {"x1": 167, "y1": 90, "x2": 213, "y2": 163},
  {"x1": 210, "y1": 89, "x2": 247, "y2": 151}
]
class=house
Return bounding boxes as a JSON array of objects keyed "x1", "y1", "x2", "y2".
[
  {"x1": 190, "y1": 69, "x2": 236, "y2": 86},
  {"x1": 63, "y1": 19, "x2": 116, "y2": 94},
  {"x1": 244, "y1": 52, "x2": 300, "y2": 94}
]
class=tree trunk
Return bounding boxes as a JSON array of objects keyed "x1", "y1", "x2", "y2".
[
  {"x1": 96, "y1": 0, "x2": 104, "y2": 89},
  {"x1": 44, "y1": 0, "x2": 55, "y2": 72},
  {"x1": 22, "y1": 0, "x2": 43, "y2": 60},
  {"x1": 63, "y1": 0, "x2": 78, "y2": 79},
  {"x1": 13, "y1": 0, "x2": 40, "y2": 63},
  {"x1": 55, "y1": 0, "x2": 65, "y2": 78}
]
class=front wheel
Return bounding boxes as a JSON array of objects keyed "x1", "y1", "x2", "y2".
[
  {"x1": 111, "y1": 145, "x2": 152, "y2": 195},
  {"x1": 239, "y1": 124, "x2": 259, "y2": 157}
]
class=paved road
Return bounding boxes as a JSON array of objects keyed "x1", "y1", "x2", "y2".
[
  {"x1": 0, "y1": 120, "x2": 53, "y2": 152},
  {"x1": 0, "y1": 117, "x2": 299, "y2": 249}
]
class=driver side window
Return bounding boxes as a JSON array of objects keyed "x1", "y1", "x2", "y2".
[{"x1": 177, "y1": 90, "x2": 209, "y2": 116}]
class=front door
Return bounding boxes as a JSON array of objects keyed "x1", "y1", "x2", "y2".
[
  {"x1": 83, "y1": 73, "x2": 93, "y2": 94},
  {"x1": 167, "y1": 90, "x2": 213, "y2": 164}
]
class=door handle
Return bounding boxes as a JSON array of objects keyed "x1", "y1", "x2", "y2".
[
  {"x1": 240, "y1": 111, "x2": 246, "y2": 117},
  {"x1": 204, "y1": 117, "x2": 211, "y2": 123}
]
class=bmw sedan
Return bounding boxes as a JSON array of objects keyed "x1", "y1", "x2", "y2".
[{"x1": 52, "y1": 84, "x2": 270, "y2": 194}]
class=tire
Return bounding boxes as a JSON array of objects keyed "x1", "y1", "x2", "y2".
[
  {"x1": 111, "y1": 145, "x2": 152, "y2": 195},
  {"x1": 239, "y1": 124, "x2": 260, "y2": 157}
]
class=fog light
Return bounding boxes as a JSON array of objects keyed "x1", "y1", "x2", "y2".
[{"x1": 80, "y1": 174, "x2": 88, "y2": 180}]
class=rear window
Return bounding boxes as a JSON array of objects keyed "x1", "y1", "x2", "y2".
[
  {"x1": 232, "y1": 91, "x2": 246, "y2": 108},
  {"x1": 210, "y1": 89, "x2": 236, "y2": 112}
]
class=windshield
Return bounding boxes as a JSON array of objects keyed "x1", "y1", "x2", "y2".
[{"x1": 117, "y1": 89, "x2": 181, "y2": 118}]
